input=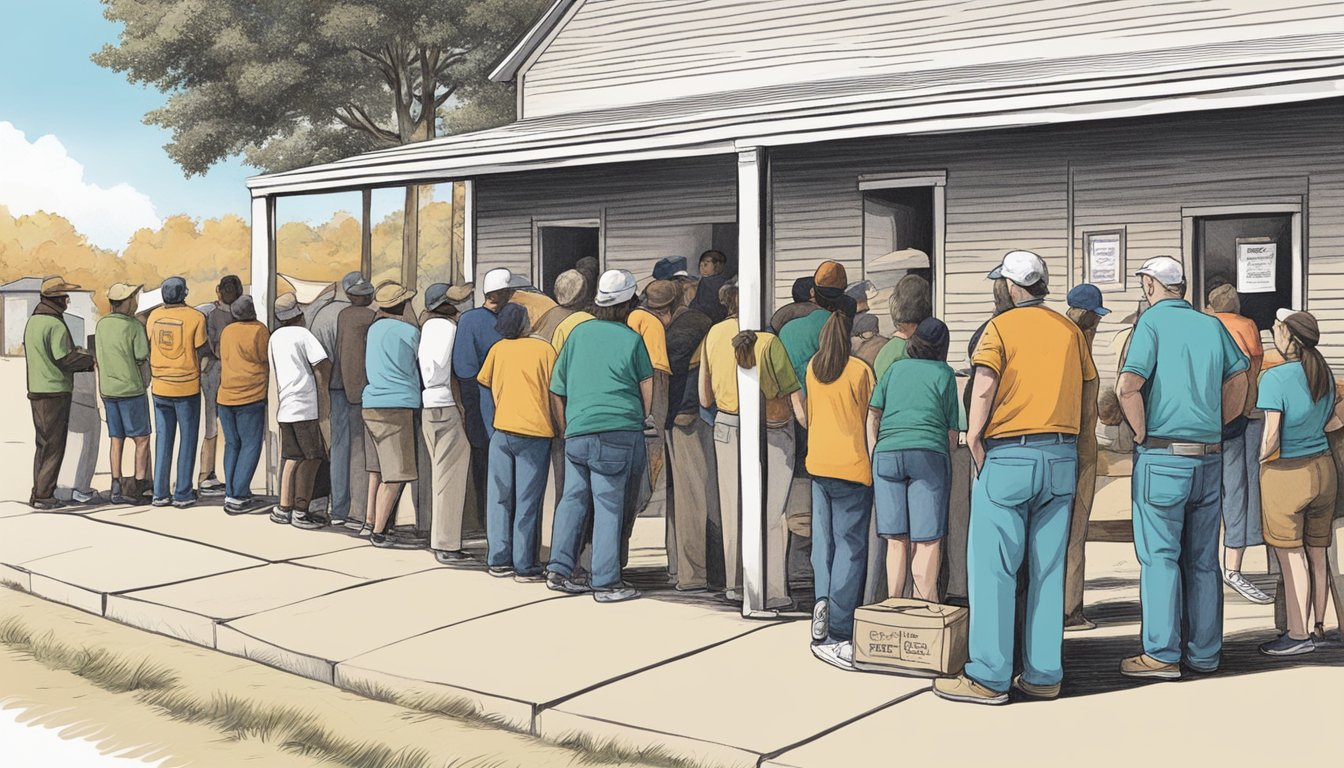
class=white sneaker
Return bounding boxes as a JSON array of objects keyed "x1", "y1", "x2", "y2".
[
  {"x1": 811, "y1": 599, "x2": 829, "y2": 643},
  {"x1": 811, "y1": 640, "x2": 855, "y2": 672},
  {"x1": 1224, "y1": 570, "x2": 1273, "y2": 604},
  {"x1": 71, "y1": 489, "x2": 96, "y2": 504}
]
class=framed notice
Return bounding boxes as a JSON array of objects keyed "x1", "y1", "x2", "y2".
[
  {"x1": 1084, "y1": 229, "x2": 1126, "y2": 291},
  {"x1": 1236, "y1": 238, "x2": 1277, "y2": 293}
]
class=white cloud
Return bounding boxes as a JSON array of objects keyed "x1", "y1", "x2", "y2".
[{"x1": 0, "y1": 121, "x2": 161, "y2": 250}]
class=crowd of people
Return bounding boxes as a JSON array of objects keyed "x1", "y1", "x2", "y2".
[{"x1": 20, "y1": 244, "x2": 1341, "y2": 700}]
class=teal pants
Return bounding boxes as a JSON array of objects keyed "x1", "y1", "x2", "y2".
[{"x1": 966, "y1": 435, "x2": 1077, "y2": 692}]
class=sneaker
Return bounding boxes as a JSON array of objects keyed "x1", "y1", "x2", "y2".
[
  {"x1": 1259, "y1": 633, "x2": 1315, "y2": 657},
  {"x1": 722, "y1": 589, "x2": 744, "y2": 604},
  {"x1": 291, "y1": 511, "x2": 327, "y2": 530},
  {"x1": 224, "y1": 498, "x2": 259, "y2": 515},
  {"x1": 514, "y1": 572, "x2": 546, "y2": 583},
  {"x1": 1311, "y1": 624, "x2": 1337, "y2": 647},
  {"x1": 370, "y1": 532, "x2": 420, "y2": 549},
  {"x1": 488, "y1": 566, "x2": 515, "y2": 578},
  {"x1": 1064, "y1": 616, "x2": 1097, "y2": 632},
  {"x1": 932, "y1": 675, "x2": 1009, "y2": 706},
  {"x1": 151, "y1": 497, "x2": 173, "y2": 508},
  {"x1": 1011, "y1": 674, "x2": 1061, "y2": 700},
  {"x1": 1119, "y1": 654, "x2": 1181, "y2": 680},
  {"x1": 109, "y1": 479, "x2": 133, "y2": 505},
  {"x1": 545, "y1": 571, "x2": 591, "y2": 594},
  {"x1": 593, "y1": 586, "x2": 642, "y2": 603},
  {"x1": 269, "y1": 507, "x2": 293, "y2": 524},
  {"x1": 433, "y1": 549, "x2": 473, "y2": 566},
  {"x1": 357, "y1": 523, "x2": 374, "y2": 538},
  {"x1": 811, "y1": 640, "x2": 855, "y2": 672},
  {"x1": 72, "y1": 489, "x2": 97, "y2": 504},
  {"x1": 1224, "y1": 571, "x2": 1273, "y2": 605},
  {"x1": 344, "y1": 518, "x2": 366, "y2": 533},
  {"x1": 30, "y1": 498, "x2": 65, "y2": 511},
  {"x1": 674, "y1": 584, "x2": 708, "y2": 594},
  {"x1": 811, "y1": 600, "x2": 829, "y2": 644},
  {"x1": 171, "y1": 496, "x2": 197, "y2": 509},
  {"x1": 200, "y1": 475, "x2": 225, "y2": 493}
]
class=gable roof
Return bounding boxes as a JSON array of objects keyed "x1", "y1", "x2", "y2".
[
  {"x1": 489, "y1": 0, "x2": 580, "y2": 83},
  {"x1": 0, "y1": 276, "x2": 57, "y2": 293}
]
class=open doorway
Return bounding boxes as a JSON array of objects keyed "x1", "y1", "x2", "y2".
[
  {"x1": 861, "y1": 183, "x2": 938, "y2": 335},
  {"x1": 536, "y1": 221, "x2": 600, "y2": 295},
  {"x1": 1191, "y1": 210, "x2": 1299, "y2": 330}
]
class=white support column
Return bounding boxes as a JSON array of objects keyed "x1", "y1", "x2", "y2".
[
  {"x1": 463, "y1": 179, "x2": 479, "y2": 305},
  {"x1": 250, "y1": 194, "x2": 278, "y2": 494},
  {"x1": 736, "y1": 147, "x2": 770, "y2": 617}
]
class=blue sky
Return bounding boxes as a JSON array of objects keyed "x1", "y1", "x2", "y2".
[{"x1": 0, "y1": 0, "x2": 364, "y2": 247}]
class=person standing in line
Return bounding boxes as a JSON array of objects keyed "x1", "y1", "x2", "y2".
[
  {"x1": 690, "y1": 250, "x2": 732, "y2": 324},
  {"x1": 1256, "y1": 309, "x2": 1337, "y2": 656},
  {"x1": 779, "y1": 261, "x2": 856, "y2": 394},
  {"x1": 626, "y1": 277, "x2": 674, "y2": 544},
  {"x1": 1204, "y1": 284, "x2": 1272, "y2": 605},
  {"x1": 802, "y1": 309, "x2": 875, "y2": 670},
  {"x1": 1114, "y1": 256, "x2": 1248, "y2": 681},
  {"x1": 362, "y1": 282, "x2": 423, "y2": 548},
  {"x1": 197, "y1": 275, "x2": 241, "y2": 497},
  {"x1": 454, "y1": 268, "x2": 514, "y2": 533},
  {"x1": 506, "y1": 273, "x2": 558, "y2": 331},
  {"x1": 1062, "y1": 284, "x2": 1109, "y2": 631},
  {"x1": 310, "y1": 272, "x2": 370, "y2": 527},
  {"x1": 664, "y1": 277, "x2": 719, "y2": 592},
  {"x1": 478, "y1": 302, "x2": 558, "y2": 580},
  {"x1": 872, "y1": 275, "x2": 933, "y2": 382},
  {"x1": 934, "y1": 250, "x2": 1095, "y2": 705},
  {"x1": 25, "y1": 277, "x2": 94, "y2": 509},
  {"x1": 770, "y1": 276, "x2": 816, "y2": 334},
  {"x1": 266, "y1": 294, "x2": 332, "y2": 528},
  {"x1": 217, "y1": 296, "x2": 270, "y2": 514},
  {"x1": 147, "y1": 276, "x2": 209, "y2": 508},
  {"x1": 534, "y1": 270, "x2": 588, "y2": 344},
  {"x1": 419, "y1": 282, "x2": 474, "y2": 565},
  {"x1": 337, "y1": 279, "x2": 378, "y2": 532},
  {"x1": 866, "y1": 317, "x2": 959, "y2": 602},
  {"x1": 546, "y1": 269, "x2": 653, "y2": 603},
  {"x1": 96, "y1": 283, "x2": 152, "y2": 505}
]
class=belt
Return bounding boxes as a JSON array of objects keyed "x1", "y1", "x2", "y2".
[
  {"x1": 985, "y1": 432, "x2": 1076, "y2": 448},
  {"x1": 1141, "y1": 437, "x2": 1221, "y2": 455}
]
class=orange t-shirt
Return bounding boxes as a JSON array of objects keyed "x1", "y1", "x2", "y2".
[
  {"x1": 148, "y1": 305, "x2": 208, "y2": 397},
  {"x1": 805, "y1": 357, "x2": 875, "y2": 485},
  {"x1": 1215, "y1": 312, "x2": 1264, "y2": 414}
]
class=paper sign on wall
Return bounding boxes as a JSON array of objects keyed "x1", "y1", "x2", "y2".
[
  {"x1": 1237, "y1": 241, "x2": 1277, "y2": 293},
  {"x1": 1085, "y1": 230, "x2": 1125, "y2": 291}
]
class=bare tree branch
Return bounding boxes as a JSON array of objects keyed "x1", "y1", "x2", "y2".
[{"x1": 335, "y1": 104, "x2": 400, "y2": 145}]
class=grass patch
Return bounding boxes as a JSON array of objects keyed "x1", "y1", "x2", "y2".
[
  {"x1": 557, "y1": 733, "x2": 716, "y2": 768},
  {"x1": 0, "y1": 616, "x2": 178, "y2": 693},
  {"x1": 342, "y1": 677, "x2": 517, "y2": 731}
]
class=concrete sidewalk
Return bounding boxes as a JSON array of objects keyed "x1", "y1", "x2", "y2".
[{"x1": 1, "y1": 496, "x2": 1341, "y2": 768}]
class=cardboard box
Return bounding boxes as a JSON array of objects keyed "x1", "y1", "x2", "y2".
[{"x1": 852, "y1": 598, "x2": 968, "y2": 677}]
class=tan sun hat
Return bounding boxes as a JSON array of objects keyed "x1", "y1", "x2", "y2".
[
  {"x1": 107, "y1": 283, "x2": 143, "y2": 302},
  {"x1": 40, "y1": 276, "x2": 82, "y2": 297},
  {"x1": 374, "y1": 280, "x2": 416, "y2": 310},
  {"x1": 446, "y1": 283, "x2": 474, "y2": 302}
]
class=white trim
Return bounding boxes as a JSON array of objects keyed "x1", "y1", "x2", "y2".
[
  {"x1": 463, "y1": 180, "x2": 477, "y2": 303},
  {"x1": 249, "y1": 196, "x2": 277, "y2": 495},
  {"x1": 858, "y1": 172, "x2": 947, "y2": 190},
  {"x1": 735, "y1": 147, "x2": 769, "y2": 618},
  {"x1": 531, "y1": 217, "x2": 602, "y2": 289},
  {"x1": 933, "y1": 185, "x2": 947, "y2": 321},
  {"x1": 488, "y1": 0, "x2": 579, "y2": 83},
  {"x1": 1180, "y1": 202, "x2": 1304, "y2": 311}
]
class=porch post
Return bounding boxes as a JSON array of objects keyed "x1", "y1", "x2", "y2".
[
  {"x1": 736, "y1": 147, "x2": 770, "y2": 617},
  {"x1": 249, "y1": 194, "x2": 278, "y2": 494},
  {"x1": 463, "y1": 179, "x2": 479, "y2": 304}
]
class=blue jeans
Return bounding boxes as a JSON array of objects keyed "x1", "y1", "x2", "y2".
[
  {"x1": 549, "y1": 431, "x2": 645, "y2": 590},
  {"x1": 218, "y1": 400, "x2": 266, "y2": 501},
  {"x1": 487, "y1": 430, "x2": 552, "y2": 574},
  {"x1": 1220, "y1": 421, "x2": 1264, "y2": 549},
  {"x1": 811, "y1": 476, "x2": 873, "y2": 642},
  {"x1": 966, "y1": 435, "x2": 1077, "y2": 692},
  {"x1": 153, "y1": 393, "x2": 201, "y2": 502},
  {"x1": 1132, "y1": 447, "x2": 1223, "y2": 668},
  {"x1": 328, "y1": 392, "x2": 351, "y2": 521}
]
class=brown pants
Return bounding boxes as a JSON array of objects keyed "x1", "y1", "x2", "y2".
[
  {"x1": 30, "y1": 394, "x2": 72, "y2": 504},
  {"x1": 1065, "y1": 432, "x2": 1099, "y2": 622}
]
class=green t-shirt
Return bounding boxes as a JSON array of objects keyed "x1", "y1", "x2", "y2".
[
  {"x1": 550, "y1": 319, "x2": 654, "y2": 438},
  {"x1": 872, "y1": 336, "x2": 909, "y2": 382},
  {"x1": 95, "y1": 313, "x2": 150, "y2": 398},
  {"x1": 778, "y1": 308, "x2": 829, "y2": 394},
  {"x1": 869, "y1": 358, "x2": 960, "y2": 455},
  {"x1": 24, "y1": 313, "x2": 74, "y2": 395}
]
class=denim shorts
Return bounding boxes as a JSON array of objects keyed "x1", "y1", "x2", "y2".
[
  {"x1": 104, "y1": 394, "x2": 151, "y2": 438},
  {"x1": 873, "y1": 449, "x2": 951, "y2": 542}
]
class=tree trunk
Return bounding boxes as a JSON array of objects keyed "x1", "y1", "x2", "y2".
[
  {"x1": 402, "y1": 185, "x2": 420, "y2": 290},
  {"x1": 448, "y1": 181, "x2": 460, "y2": 285}
]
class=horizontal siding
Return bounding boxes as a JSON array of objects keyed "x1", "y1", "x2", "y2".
[{"x1": 522, "y1": 0, "x2": 1343, "y2": 116}]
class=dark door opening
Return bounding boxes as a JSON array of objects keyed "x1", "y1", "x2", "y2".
[
  {"x1": 1193, "y1": 214, "x2": 1294, "y2": 330},
  {"x1": 863, "y1": 186, "x2": 936, "y2": 335},
  {"x1": 538, "y1": 225, "x2": 600, "y2": 296}
]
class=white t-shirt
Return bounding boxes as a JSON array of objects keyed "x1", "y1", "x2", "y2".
[
  {"x1": 269, "y1": 325, "x2": 329, "y2": 423},
  {"x1": 419, "y1": 316, "x2": 457, "y2": 408}
]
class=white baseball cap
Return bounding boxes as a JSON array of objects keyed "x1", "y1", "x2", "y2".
[
  {"x1": 1135, "y1": 256, "x2": 1184, "y2": 287},
  {"x1": 482, "y1": 268, "x2": 513, "y2": 294},
  {"x1": 987, "y1": 250, "x2": 1048, "y2": 287},
  {"x1": 594, "y1": 269, "x2": 637, "y2": 307}
]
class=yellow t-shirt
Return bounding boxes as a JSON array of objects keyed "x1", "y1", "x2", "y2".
[
  {"x1": 628, "y1": 308, "x2": 671, "y2": 374},
  {"x1": 551, "y1": 311, "x2": 594, "y2": 352},
  {"x1": 701, "y1": 320, "x2": 800, "y2": 423},
  {"x1": 805, "y1": 357, "x2": 875, "y2": 485},
  {"x1": 971, "y1": 305, "x2": 1098, "y2": 439},
  {"x1": 148, "y1": 305, "x2": 208, "y2": 397},
  {"x1": 478, "y1": 337, "x2": 558, "y2": 438},
  {"x1": 218, "y1": 321, "x2": 270, "y2": 406},
  {"x1": 701, "y1": 318, "x2": 740, "y2": 413}
]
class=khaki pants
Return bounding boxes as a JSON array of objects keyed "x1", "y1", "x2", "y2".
[
  {"x1": 764, "y1": 424, "x2": 795, "y2": 609},
  {"x1": 1065, "y1": 429, "x2": 1099, "y2": 622},
  {"x1": 713, "y1": 412, "x2": 742, "y2": 592},
  {"x1": 422, "y1": 407, "x2": 471, "y2": 552},
  {"x1": 666, "y1": 416, "x2": 720, "y2": 590}
]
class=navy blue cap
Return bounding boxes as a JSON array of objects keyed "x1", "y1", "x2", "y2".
[
  {"x1": 161, "y1": 276, "x2": 188, "y2": 304},
  {"x1": 1067, "y1": 283, "x2": 1110, "y2": 315},
  {"x1": 653, "y1": 256, "x2": 689, "y2": 280}
]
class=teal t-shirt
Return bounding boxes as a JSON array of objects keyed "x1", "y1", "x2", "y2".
[
  {"x1": 778, "y1": 308, "x2": 829, "y2": 394},
  {"x1": 872, "y1": 336, "x2": 909, "y2": 382},
  {"x1": 362, "y1": 318, "x2": 422, "y2": 409},
  {"x1": 1256, "y1": 361, "x2": 1331, "y2": 458},
  {"x1": 24, "y1": 313, "x2": 74, "y2": 395},
  {"x1": 551, "y1": 319, "x2": 654, "y2": 437},
  {"x1": 869, "y1": 358, "x2": 960, "y2": 455},
  {"x1": 1120, "y1": 299, "x2": 1248, "y2": 444}
]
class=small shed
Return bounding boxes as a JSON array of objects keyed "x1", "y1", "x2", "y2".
[{"x1": 0, "y1": 276, "x2": 98, "y2": 355}]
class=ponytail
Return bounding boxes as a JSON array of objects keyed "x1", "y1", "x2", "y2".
[
  {"x1": 732, "y1": 330, "x2": 758, "y2": 369},
  {"x1": 811, "y1": 311, "x2": 852, "y2": 384},
  {"x1": 1299, "y1": 342, "x2": 1333, "y2": 403}
]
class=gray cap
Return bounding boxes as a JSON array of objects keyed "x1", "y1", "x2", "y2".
[
  {"x1": 274, "y1": 292, "x2": 303, "y2": 321},
  {"x1": 345, "y1": 274, "x2": 374, "y2": 297},
  {"x1": 230, "y1": 295, "x2": 257, "y2": 321},
  {"x1": 424, "y1": 282, "x2": 451, "y2": 311},
  {"x1": 340, "y1": 271, "x2": 364, "y2": 295},
  {"x1": 161, "y1": 276, "x2": 188, "y2": 305}
]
